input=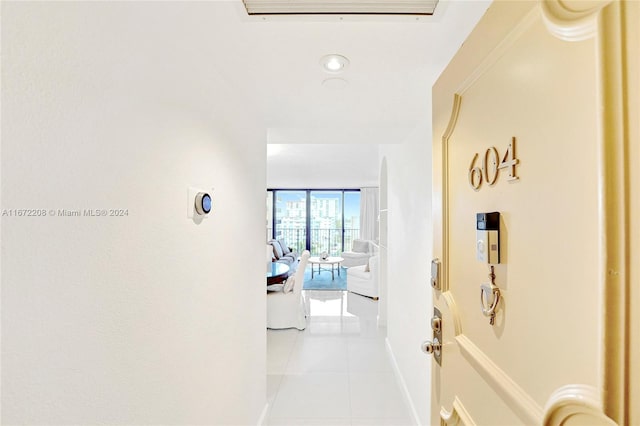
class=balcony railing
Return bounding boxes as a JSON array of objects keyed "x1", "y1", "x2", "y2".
[
  {"x1": 273, "y1": 228, "x2": 306, "y2": 254},
  {"x1": 269, "y1": 227, "x2": 360, "y2": 256}
]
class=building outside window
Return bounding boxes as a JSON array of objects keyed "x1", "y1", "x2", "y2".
[{"x1": 267, "y1": 189, "x2": 360, "y2": 255}]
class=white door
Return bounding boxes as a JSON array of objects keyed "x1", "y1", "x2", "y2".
[{"x1": 429, "y1": 1, "x2": 636, "y2": 424}]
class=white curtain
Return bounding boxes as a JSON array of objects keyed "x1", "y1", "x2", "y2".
[{"x1": 359, "y1": 187, "x2": 379, "y2": 242}]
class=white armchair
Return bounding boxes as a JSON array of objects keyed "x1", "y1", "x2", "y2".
[
  {"x1": 347, "y1": 254, "x2": 379, "y2": 299},
  {"x1": 267, "y1": 250, "x2": 310, "y2": 330},
  {"x1": 341, "y1": 239, "x2": 375, "y2": 268}
]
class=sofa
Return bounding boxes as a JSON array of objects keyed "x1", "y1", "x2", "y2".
[
  {"x1": 268, "y1": 239, "x2": 299, "y2": 273},
  {"x1": 341, "y1": 239, "x2": 376, "y2": 268}
]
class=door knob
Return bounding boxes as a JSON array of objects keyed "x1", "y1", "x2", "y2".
[
  {"x1": 422, "y1": 307, "x2": 443, "y2": 365},
  {"x1": 421, "y1": 338, "x2": 441, "y2": 356},
  {"x1": 421, "y1": 337, "x2": 441, "y2": 357}
]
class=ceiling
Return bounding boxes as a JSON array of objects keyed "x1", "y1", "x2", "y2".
[
  {"x1": 215, "y1": 0, "x2": 491, "y2": 137},
  {"x1": 267, "y1": 144, "x2": 380, "y2": 188},
  {"x1": 5, "y1": 1, "x2": 490, "y2": 187},
  {"x1": 203, "y1": 0, "x2": 492, "y2": 186}
]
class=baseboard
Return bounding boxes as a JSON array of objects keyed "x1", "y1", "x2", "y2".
[
  {"x1": 385, "y1": 337, "x2": 422, "y2": 426},
  {"x1": 257, "y1": 402, "x2": 269, "y2": 426}
]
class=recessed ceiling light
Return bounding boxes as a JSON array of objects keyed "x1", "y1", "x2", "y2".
[{"x1": 320, "y1": 54, "x2": 349, "y2": 74}]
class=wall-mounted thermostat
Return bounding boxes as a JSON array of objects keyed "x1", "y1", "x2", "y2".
[
  {"x1": 188, "y1": 186, "x2": 214, "y2": 219},
  {"x1": 195, "y1": 192, "x2": 212, "y2": 215},
  {"x1": 476, "y1": 212, "x2": 500, "y2": 264}
]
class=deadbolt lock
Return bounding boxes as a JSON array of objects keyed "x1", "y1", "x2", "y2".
[{"x1": 431, "y1": 316, "x2": 442, "y2": 332}]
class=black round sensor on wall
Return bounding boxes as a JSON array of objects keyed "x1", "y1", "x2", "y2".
[{"x1": 195, "y1": 192, "x2": 212, "y2": 215}]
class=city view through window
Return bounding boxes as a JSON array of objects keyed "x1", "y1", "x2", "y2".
[{"x1": 267, "y1": 190, "x2": 360, "y2": 256}]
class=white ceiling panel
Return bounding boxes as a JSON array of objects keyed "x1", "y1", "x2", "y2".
[{"x1": 243, "y1": 0, "x2": 439, "y2": 15}]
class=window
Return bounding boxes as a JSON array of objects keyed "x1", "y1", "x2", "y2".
[
  {"x1": 267, "y1": 189, "x2": 360, "y2": 255},
  {"x1": 266, "y1": 191, "x2": 273, "y2": 241},
  {"x1": 343, "y1": 191, "x2": 361, "y2": 254},
  {"x1": 273, "y1": 190, "x2": 307, "y2": 254},
  {"x1": 310, "y1": 191, "x2": 342, "y2": 255}
]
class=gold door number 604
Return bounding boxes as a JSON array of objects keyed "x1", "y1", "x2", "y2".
[{"x1": 468, "y1": 137, "x2": 520, "y2": 191}]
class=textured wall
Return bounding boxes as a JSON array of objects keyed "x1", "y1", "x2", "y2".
[{"x1": 2, "y1": 2, "x2": 266, "y2": 424}]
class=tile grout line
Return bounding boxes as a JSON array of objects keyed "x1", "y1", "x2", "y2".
[
  {"x1": 268, "y1": 290, "x2": 407, "y2": 425},
  {"x1": 267, "y1": 330, "x2": 301, "y2": 421},
  {"x1": 346, "y1": 336, "x2": 353, "y2": 425}
]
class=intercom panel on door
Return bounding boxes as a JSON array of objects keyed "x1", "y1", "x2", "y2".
[{"x1": 476, "y1": 212, "x2": 500, "y2": 264}]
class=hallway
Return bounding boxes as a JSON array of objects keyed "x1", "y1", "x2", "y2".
[{"x1": 266, "y1": 291, "x2": 414, "y2": 425}]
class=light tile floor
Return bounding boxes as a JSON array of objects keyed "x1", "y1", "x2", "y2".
[{"x1": 266, "y1": 290, "x2": 414, "y2": 426}]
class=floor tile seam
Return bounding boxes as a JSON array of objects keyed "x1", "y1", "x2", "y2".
[
  {"x1": 267, "y1": 348, "x2": 300, "y2": 374},
  {"x1": 284, "y1": 368, "x2": 350, "y2": 375},
  {"x1": 266, "y1": 418, "x2": 352, "y2": 421},
  {"x1": 348, "y1": 372, "x2": 415, "y2": 420},
  {"x1": 346, "y1": 320, "x2": 352, "y2": 416},
  {"x1": 267, "y1": 331, "x2": 302, "y2": 367},
  {"x1": 348, "y1": 372, "x2": 397, "y2": 380},
  {"x1": 286, "y1": 341, "x2": 349, "y2": 359},
  {"x1": 267, "y1": 331, "x2": 299, "y2": 384},
  {"x1": 265, "y1": 375, "x2": 282, "y2": 421},
  {"x1": 346, "y1": 364, "x2": 354, "y2": 421},
  {"x1": 295, "y1": 333, "x2": 352, "y2": 339},
  {"x1": 266, "y1": 417, "x2": 354, "y2": 426},
  {"x1": 346, "y1": 343, "x2": 395, "y2": 375},
  {"x1": 268, "y1": 373, "x2": 285, "y2": 393},
  {"x1": 278, "y1": 372, "x2": 351, "y2": 379},
  {"x1": 280, "y1": 329, "x2": 302, "y2": 373},
  {"x1": 268, "y1": 373, "x2": 353, "y2": 421},
  {"x1": 284, "y1": 333, "x2": 349, "y2": 375}
]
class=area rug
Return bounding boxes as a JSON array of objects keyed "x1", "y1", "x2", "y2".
[{"x1": 302, "y1": 265, "x2": 347, "y2": 290}]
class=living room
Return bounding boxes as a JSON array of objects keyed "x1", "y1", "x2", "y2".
[{"x1": 266, "y1": 142, "x2": 379, "y2": 286}]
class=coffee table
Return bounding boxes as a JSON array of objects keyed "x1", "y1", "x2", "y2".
[{"x1": 308, "y1": 256, "x2": 344, "y2": 280}]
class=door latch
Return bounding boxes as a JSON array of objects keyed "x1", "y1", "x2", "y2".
[{"x1": 421, "y1": 307, "x2": 442, "y2": 366}]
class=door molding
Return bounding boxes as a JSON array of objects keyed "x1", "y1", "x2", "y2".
[
  {"x1": 440, "y1": 397, "x2": 475, "y2": 426},
  {"x1": 591, "y1": 1, "x2": 630, "y2": 421},
  {"x1": 542, "y1": 0, "x2": 632, "y2": 422},
  {"x1": 438, "y1": 94, "x2": 461, "y2": 294},
  {"x1": 456, "y1": 335, "x2": 542, "y2": 424},
  {"x1": 540, "y1": 0, "x2": 609, "y2": 41},
  {"x1": 543, "y1": 384, "x2": 617, "y2": 426}
]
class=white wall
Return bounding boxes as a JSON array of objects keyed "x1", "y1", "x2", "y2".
[
  {"x1": 2, "y1": 3, "x2": 266, "y2": 424},
  {"x1": 267, "y1": 144, "x2": 379, "y2": 189},
  {"x1": 380, "y1": 120, "x2": 433, "y2": 424}
]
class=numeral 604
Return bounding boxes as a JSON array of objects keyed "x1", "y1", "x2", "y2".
[{"x1": 468, "y1": 137, "x2": 520, "y2": 191}]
